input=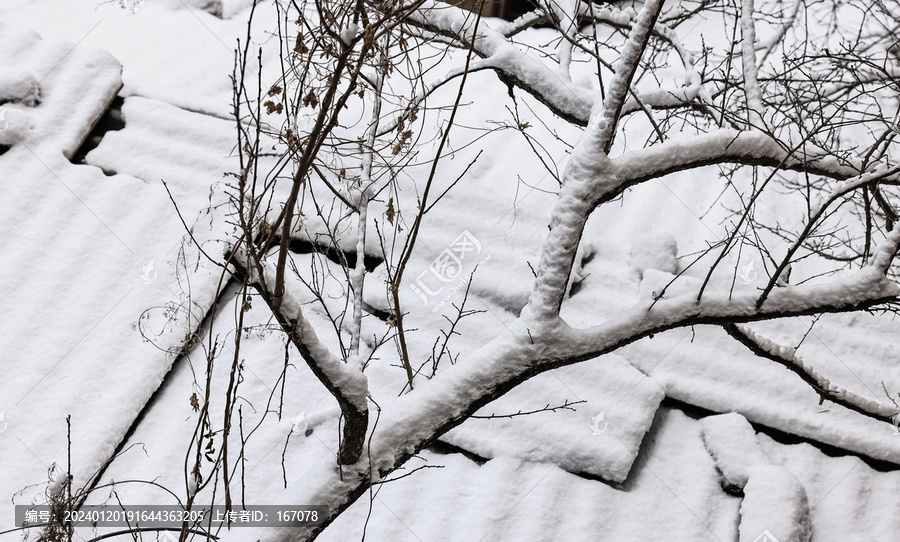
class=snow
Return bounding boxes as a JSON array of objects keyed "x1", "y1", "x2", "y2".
[
  {"x1": 629, "y1": 233, "x2": 679, "y2": 276},
  {"x1": 441, "y1": 354, "x2": 665, "y2": 483},
  {"x1": 237, "y1": 250, "x2": 370, "y2": 410},
  {"x1": 339, "y1": 23, "x2": 359, "y2": 47},
  {"x1": 0, "y1": 67, "x2": 40, "y2": 105},
  {"x1": 739, "y1": 465, "x2": 811, "y2": 542},
  {"x1": 3, "y1": 1, "x2": 900, "y2": 541},
  {"x1": 701, "y1": 412, "x2": 770, "y2": 489}
]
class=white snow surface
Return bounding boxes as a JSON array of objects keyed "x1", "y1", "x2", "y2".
[
  {"x1": 2, "y1": 1, "x2": 900, "y2": 541},
  {"x1": 701, "y1": 412, "x2": 770, "y2": 489},
  {"x1": 0, "y1": 67, "x2": 40, "y2": 106},
  {"x1": 629, "y1": 232, "x2": 679, "y2": 276},
  {"x1": 739, "y1": 465, "x2": 811, "y2": 542},
  {"x1": 0, "y1": 11, "x2": 235, "y2": 531},
  {"x1": 442, "y1": 355, "x2": 665, "y2": 483}
]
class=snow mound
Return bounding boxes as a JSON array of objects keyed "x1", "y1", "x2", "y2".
[
  {"x1": 637, "y1": 268, "x2": 700, "y2": 300},
  {"x1": 230, "y1": 407, "x2": 739, "y2": 542},
  {"x1": 629, "y1": 233, "x2": 678, "y2": 276},
  {"x1": 0, "y1": 106, "x2": 34, "y2": 147},
  {"x1": 739, "y1": 465, "x2": 811, "y2": 542},
  {"x1": 0, "y1": 67, "x2": 40, "y2": 106},
  {"x1": 701, "y1": 412, "x2": 770, "y2": 490},
  {"x1": 0, "y1": 20, "x2": 121, "y2": 158},
  {"x1": 442, "y1": 355, "x2": 665, "y2": 483},
  {"x1": 757, "y1": 432, "x2": 900, "y2": 542}
]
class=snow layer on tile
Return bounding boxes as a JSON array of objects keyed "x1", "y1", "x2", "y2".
[
  {"x1": 0, "y1": 67, "x2": 40, "y2": 105},
  {"x1": 203, "y1": 408, "x2": 737, "y2": 541},
  {"x1": 0, "y1": 20, "x2": 121, "y2": 157},
  {"x1": 701, "y1": 412, "x2": 770, "y2": 489},
  {"x1": 442, "y1": 355, "x2": 665, "y2": 483},
  {"x1": 0, "y1": 0, "x2": 261, "y2": 118},
  {"x1": 758, "y1": 432, "x2": 900, "y2": 542},
  {"x1": 0, "y1": 23, "x2": 236, "y2": 531},
  {"x1": 739, "y1": 465, "x2": 811, "y2": 542}
]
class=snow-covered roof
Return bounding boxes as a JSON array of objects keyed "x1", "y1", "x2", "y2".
[{"x1": 1, "y1": 2, "x2": 899, "y2": 542}]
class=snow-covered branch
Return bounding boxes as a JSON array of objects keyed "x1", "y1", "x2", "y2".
[
  {"x1": 490, "y1": 9, "x2": 548, "y2": 37},
  {"x1": 350, "y1": 47, "x2": 388, "y2": 356},
  {"x1": 548, "y1": 260, "x2": 900, "y2": 367},
  {"x1": 407, "y1": 0, "x2": 595, "y2": 125},
  {"x1": 265, "y1": 253, "x2": 900, "y2": 539},
  {"x1": 587, "y1": 0, "x2": 664, "y2": 154},
  {"x1": 723, "y1": 323, "x2": 900, "y2": 424},
  {"x1": 230, "y1": 250, "x2": 369, "y2": 464},
  {"x1": 618, "y1": 82, "x2": 702, "y2": 118},
  {"x1": 544, "y1": 0, "x2": 584, "y2": 82},
  {"x1": 406, "y1": 0, "x2": 701, "y2": 132},
  {"x1": 520, "y1": 0, "x2": 665, "y2": 321},
  {"x1": 740, "y1": 0, "x2": 764, "y2": 127},
  {"x1": 612, "y1": 129, "x2": 868, "y2": 193}
]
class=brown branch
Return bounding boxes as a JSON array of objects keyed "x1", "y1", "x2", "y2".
[{"x1": 469, "y1": 399, "x2": 586, "y2": 419}]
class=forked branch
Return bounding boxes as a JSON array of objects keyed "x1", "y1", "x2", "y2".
[{"x1": 230, "y1": 250, "x2": 369, "y2": 465}]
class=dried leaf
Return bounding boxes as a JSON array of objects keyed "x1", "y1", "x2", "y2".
[
  {"x1": 294, "y1": 35, "x2": 309, "y2": 54},
  {"x1": 263, "y1": 100, "x2": 283, "y2": 114}
]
